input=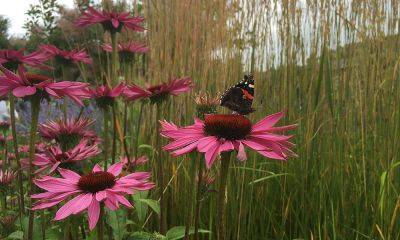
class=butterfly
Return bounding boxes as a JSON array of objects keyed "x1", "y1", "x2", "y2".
[{"x1": 220, "y1": 74, "x2": 255, "y2": 115}]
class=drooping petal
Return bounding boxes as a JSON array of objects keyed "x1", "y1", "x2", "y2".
[
  {"x1": 87, "y1": 198, "x2": 100, "y2": 230},
  {"x1": 107, "y1": 162, "x2": 124, "y2": 176}
]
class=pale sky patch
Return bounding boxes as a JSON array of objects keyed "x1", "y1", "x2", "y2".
[{"x1": 0, "y1": 0, "x2": 75, "y2": 36}]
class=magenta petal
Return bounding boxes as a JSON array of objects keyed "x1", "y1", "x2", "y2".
[
  {"x1": 252, "y1": 112, "x2": 284, "y2": 132},
  {"x1": 13, "y1": 86, "x2": 36, "y2": 97},
  {"x1": 93, "y1": 164, "x2": 102, "y2": 172},
  {"x1": 236, "y1": 142, "x2": 247, "y2": 161},
  {"x1": 197, "y1": 136, "x2": 218, "y2": 152},
  {"x1": 95, "y1": 191, "x2": 107, "y2": 201},
  {"x1": 111, "y1": 18, "x2": 120, "y2": 28},
  {"x1": 54, "y1": 193, "x2": 91, "y2": 220},
  {"x1": 58, "y1": 168, "x2": 81, "y2": 181},
  {"x1": 107, "y1": 162, "x2": 123, "y2": 176},
  {"x1": 205, "y1": 142, "x2": 221, "y2": 169},
  {"x1": 172, "y1": 141, "x2": 198, "y2": 156},
  {"x1": 87, "y1": 198, "x2": 100, "y2": 230},
  {"x1": 115, "y1": 195, "x2": 133, "y2": 208}
]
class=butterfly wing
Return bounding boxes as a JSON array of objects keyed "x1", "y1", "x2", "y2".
[{"x1": 220, "y1": 75, "x2": 255, "y2": 115}]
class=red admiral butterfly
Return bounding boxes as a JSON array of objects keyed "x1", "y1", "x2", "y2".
[{"x1": 220, "y1": 74, "x2": 255, "y2": 115}]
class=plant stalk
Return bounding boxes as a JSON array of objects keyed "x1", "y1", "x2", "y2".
[
  {"x1": 216, "y1": 152, "x2": 231, "y2": 240},
  {"x1": 9, "y1": 94, "x2": 25, "y2": 220},
  {"x1": 103, "y1": 108, "x2": 110, "y2": 170},
  {"x1": 27, "y1": 97, "x2": 41, "y2": 240},
  {"x1": 193, "y1": 157, "x2": 204, "y2": 240},
  {"x1": 155, "y1": 103, "x2": 166, "y2": 234}
]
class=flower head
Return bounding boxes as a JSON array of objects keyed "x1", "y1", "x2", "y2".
[
  {"x1": 75, "y1": 7, "x2": 145, "y2": 33},
  {"x1": 124, "y1": 77, "x2": 193, "y2": 104},
  {"x1": 0, "y1": 49, "x2": 50, "y2": 71},
  {"x1": 34, "y1": 139, "x2": 101, "y2": 174},
  {"x1": 0, "y1": 66, "x2": 91, "y2": 105},
  {"x1": 103, "y1": 42, "x2": 148, "y2": 62},
  {"x1": 161, "y1": 112, "x2": 297, "y2": 168},
  {"x1": 120, "y1": 155, "x2": 148, "y2": 169},
  {"x1": 0, "y1": 120, "x2": 10, "y2": 132},
  {"x1": 90, "y1": 83, "x2": 125, "y2": 108},
  {"x1": 32, "y1": 162, "x2": 155, "y2": 230},
  {"x1": 0, "y1": 170, "x2": 15, "y2": 191},
  {"x1": 39, "y1": 118, "x2": 96, "y2": 151},
  {"x1": 194, "y1": 92, "x2": 219, "y2": 119},
  {"x1": 40, "y1": 45, "x2": 92, "y2": 65}
]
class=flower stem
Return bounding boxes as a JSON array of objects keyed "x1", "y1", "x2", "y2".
[
  {"x1": 9, "y1": 94, "x2": 24, "y2": 220},
  {"x1": 61, "y1": 65, "x2": 68, "y2": 119},
  {"x1": 184, "y1": 156, "x2": 197, "y2": 240},
  {"x1": 155, "y1": 103, "x2": 166, "y2": 234},
  {"x1": 193, "y1": 157, "x2": 204, "y2": 240},
  {"x1": 111, "y1": 102, "x2": 117, "y2": 164},
  {"x1": 27, "y1": 97, "x2": 41, "y2": 240},
  {"x1": 103, "y1": 108, "x2": 110, "y2": 170},
  {"x1": 97, "y1": 205, "x2": 104, "y2": 240},
  {"x1": 111, "y1": 32, "x2": 118, "y2": 87},
  {"x1": 216, "y1": 152, "x2": 231, "y2": 240}
]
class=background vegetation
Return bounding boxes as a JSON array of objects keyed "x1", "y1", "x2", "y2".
[{"x1": 2, "y1": 0, "x2": 400, "y2": 239}]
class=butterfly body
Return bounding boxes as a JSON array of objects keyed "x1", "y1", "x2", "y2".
[{"x1": 220, "y1": 75, "x2": 255, "y2": 115}]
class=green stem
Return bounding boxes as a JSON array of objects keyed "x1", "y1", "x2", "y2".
[
  {"x1": 131, "y1": 101, "x2": 144, "y2": 171},
  {"x1": 111, "y1": 102, "x2": 117, "y2": 164},
  {"x1": 184, "y1": 155, "x2": 197, "y2": 240},
  {"x1": 97, "y1": 206, "x2": 104, "y2": 240},
  {"x1": 193, "y1": 157, "x2": 204, "y2": 240},
  {"x1": 61, "y1": 66, "x2": 68, "y2": 119},
  {"x1": 9, "y1": 94, "x2": 24, "y2": 220},
  {"x1": 155, "y1": 103, "x2": 165, "y2": 234},
  {"x1": 111, "y1": 32, "x2": 118, "y2": 87},
  {"x1": 216, "y1": 152, "x2": 231, "y2": 240},
  {"x1": 27, "y1": 97, "x2": 41, "y2": 240},
  {"x1": 103, "y1": 108, "x2": 109, "y2": 170}
]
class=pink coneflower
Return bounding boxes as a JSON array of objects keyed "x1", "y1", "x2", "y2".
[
  {"x1": 39, "y1": 118, "x2": 96, "y2": 151},
  {"x1": 0, "y1": 66, "x2": 91, "y2": 105},
  {"x1": 19, "y1": 143, "x2": 47, "y2": 154},
  {"x1": 0, "y1": 49, "x2": 49, "y2": 71},
  {"x1": 75, "y1": 7, "x2": 145, "y2": 33},
  {"x1": 124, "y1": 77, "x2": 193, "y2": 103},
  {"x1": 0, "y1": 120, "x2": 10, "y2": 132},
  {"x1": 161, "y1": 112, "x2": 297, "y2": 168},
  {"x1": 32, "y1": 162, "x2": 155, "y2": 230},
  {"x1": 0, "y1": 170, "x2": 15, "y2": 190},
  {"x1": 102, "y1": 42, "x2": 148, "y2": 62},
  {"x1": 90, "y1": 83, "x2": 125, "y2": 108},
  {"x1": 120, "y1": 155, "x2": 148, "y2": 167},
  {"x1": 34, "y1": 139, "x2": 101, "y2": 174},
  {"x1": 39, "y1": 45, "x2": 92, "y2": 65}
]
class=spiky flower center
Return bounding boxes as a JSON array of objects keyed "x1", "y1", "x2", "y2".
[
  {"x1": 95, "y1": 96, "x2": 114, "y2": 109},
  {"x1": 78, "y1": 171, "x2": 116, "y2": 193},
  {"x1": 26, "y1": 73, "x2": 51, "y2": 85},
  {"x1": 57, "y1": 133, "x2": 81, "y2": 152},
  {"x1": 148, "y1": 84, "x2": 169, "y2": 104},
  {"x1": 204, "y1": 114, "x2": 252, "y2": 140},
  {"x1": 102, "y1": 20, "x2": 123, "y2": 33},
  {"x1": 55, "y1": 153, "x2": 69, "y2": 163}
]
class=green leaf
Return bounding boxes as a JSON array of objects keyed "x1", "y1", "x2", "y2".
[
  {"x1": 249, "y1": 173, "x2": 289, "y2": 185},
  {"x1": 129, "y1": 231, "x2": 166, "y2": 240},
  {"x1": 106, "y1": 209, "x2": 127, "y2": 240},
  {"x1": 7, "y1": 231, "x2": 24, "y2": 240},
  {"x1": 138, "y1": 198, "x2": 160, "y2": 215},
  {"x1": 138, "y1": 144, "x2": 154, "y2": 151},
  {"x1": 133, "y1": 191, "x2": 149, "y2": 222},
  {"x1": 166, "y1": 226, "x2": 210, "y2": 240}
]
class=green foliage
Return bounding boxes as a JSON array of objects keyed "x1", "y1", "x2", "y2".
[
  {"x1": 24, "y1": 0, "x2": 60, "y2": 49},
  {"x1": 0, "y1": 16, "x2": 10, "y2": 49}
]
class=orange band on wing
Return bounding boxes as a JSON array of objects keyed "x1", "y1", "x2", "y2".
[{"x1": 242, "y1": 89, "x2": 254, "y2": 100}]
